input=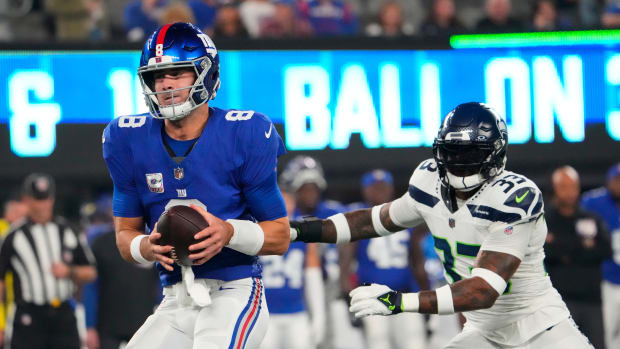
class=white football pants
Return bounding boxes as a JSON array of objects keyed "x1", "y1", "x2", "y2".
[
  {"x1": 443, "y1": 317, "x2": 593, "y2": 349},
  {"x1": 126, "y1": 277, "x2": 268, "y2": 349},
  {"x1": 602, "y1": 281, "x2": 620, "y2": 349},
  {"x1": 362, "y1": 312, "x2": 427, "y2": 349},
  {"x1": 259, "y1": 312, "x2": 314, "y2": 349}
]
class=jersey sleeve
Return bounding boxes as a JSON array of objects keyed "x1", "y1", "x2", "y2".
[
  {"x1": 481, "y1": 215, "x2": 544, "y2": 261},
  {"x1": 102, "y1": 119, "x2": 143, "y2": 217},
  {"x1": 389, "y1": 165, "x2": 435, "y2": 229},
  {"x1": 238, "y1": 112, "x2": 286, "y2": 190},
  {"x1": 479, "y1": 173, "x2": 546, "y2": 260}
]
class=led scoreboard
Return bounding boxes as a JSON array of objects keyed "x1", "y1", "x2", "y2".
[{"x1": 0, "y1": 32, "x2": 618, "y2": 184}]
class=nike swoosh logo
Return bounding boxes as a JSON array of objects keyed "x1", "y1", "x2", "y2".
[
  {"x1": 265, "y1": 124, "x2": 273, "y2": 138},
  {"x1": 515, "y1": 190, "x2": 530, "y2": 203}
]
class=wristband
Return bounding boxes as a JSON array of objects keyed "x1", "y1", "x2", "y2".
[
  {"x1": 471, "y1": 268, "x2": 507, "y2": 296},
  {"x1": 226, "y1": 219, "x2": 265, "y2": 255},
  {"x1": 290, "y1": 216, "x2": 322, "y2": 242},
  {"x1": 371, "y1": 204, "x2": 392, "y2": 236},
  {"x1": 436, "y1": 284, "x2": 455, "y2": 315},
  {"x1": 327, "y1": 213, "x2": 351, "y2": 244},
  {"x1": 130, "y1": 235, "x2": 152, "y2": 264},
  {"x1": 401, "y1": 292, "x2": 420, "y2": 312}
]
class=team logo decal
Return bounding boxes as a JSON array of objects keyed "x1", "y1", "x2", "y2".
[
  {"x1": 177, "y1": 189, "x2": 187, "y2": 197},
  {"x1": 449, "y1": 218, "x2": 455, "y2": 228},
  {"x1": 504, "y1": 226, "x2": 514, "y2": 235},
  {"x1": 146, "y1": 173, "x2": 164, "y2": 193},
  {"x1": 174, "y1": 167, "x2": 184, "y2": 180}
]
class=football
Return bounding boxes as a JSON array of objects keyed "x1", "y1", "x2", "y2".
[{"x1": 156, "y1": 205, "x2": 208, "y2": 266}]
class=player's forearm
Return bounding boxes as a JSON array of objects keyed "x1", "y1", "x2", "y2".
[
  {"x1": 71, "y1": 265, "x2": 97, "y2": 284},
  {"x1": 414, "y1": 278, "x2": 499, "y2": 314},
  {"x1": 258, "y1": 217, "x2": 290, "y2": 255},
  {"x1": 113, "y1": 217, "x2": 149, "y2": 263},
  {"x1": 293, "y1": 204, "x2": 405, "y2": 243}
]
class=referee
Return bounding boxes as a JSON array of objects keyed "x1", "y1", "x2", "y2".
[{"x1": 0, "y1": 173, "x2": 97, "y2": 349}]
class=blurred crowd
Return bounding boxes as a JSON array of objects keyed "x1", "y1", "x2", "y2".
[
  {"x1": 0, "y1": 158, "x2": 618, "y2": 348},
  {"x1": 1, "y1": 0, "x2": 620, "y2": 42}
]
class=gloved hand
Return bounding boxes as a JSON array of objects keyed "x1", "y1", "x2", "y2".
[{"x1": 348, "y1": 283, "x2": 402, "y2": 319}]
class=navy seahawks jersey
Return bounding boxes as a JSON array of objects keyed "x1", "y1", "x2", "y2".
[
  {"x1": 102, "y1": 107, "x2": 286, "y2": 286},
  {"x1": 260, "y1": 242, "x2": 307, "y2": 314}
]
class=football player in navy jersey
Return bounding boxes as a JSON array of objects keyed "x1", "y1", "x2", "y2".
[
  {"x1": 102, "y1": 22, "x2": 290, "y2": 349},
  {"x1": 259, "y1": 190, "x2": 326, "y2": 349},
  {"x1": 340, "y1": 170, "x2": 428, "y2": 349},
  {"x1": 290, "y1": 103, "x2": 593, "y2": 348}
]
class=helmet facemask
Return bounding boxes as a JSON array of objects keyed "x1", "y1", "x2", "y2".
[{"x1": 433, "y1": 139, "x2": 506, "y2": 191}]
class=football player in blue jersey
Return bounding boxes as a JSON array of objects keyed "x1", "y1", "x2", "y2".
[
  {"x1": 259, "y1": 190, "x2": 326, "y2": 349},
  {"x1": 339, "y1": 170, "x2": 428, "y2": 349},
  {"x1": 290, "y1": 103, "x2": 593, "y2": 348},
  {"x1": 279, "y1": 156, "x2": 365, "y2": 349},
  {"x1": 102, "y1": 22, "x2": 290, "y2": 349},
  {"x1": 581, "y1": 163, "x2": 620, "y2": 349}
]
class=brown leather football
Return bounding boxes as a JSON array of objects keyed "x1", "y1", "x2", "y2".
[{"x1": 156, "y1": 205, "x2": 208, "y2": 266}]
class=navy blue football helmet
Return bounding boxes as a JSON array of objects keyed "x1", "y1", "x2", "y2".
[
  {"x1": 432, "y1": 102, "x2": 508, "y2": 191},
  {"x1": 138, "y1": 22, "x2": 220, "y2": 120},
  {"x1": 279, "y1": 156, "x2": 327, "y2": 193}
]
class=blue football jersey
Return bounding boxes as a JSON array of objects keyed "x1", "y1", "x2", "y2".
[
  {"x1": 354, "y1": 204, "x2": 419, "y2": 292},
  {"x1": 260, "y1": 242, "x2": 307, "y2": 314},
  {"x1": 582, "y1": 188, "x2": 620, "y2": 284},
  {"x1": 102, "y1": 107, "x2": 286, "y2": 286}
]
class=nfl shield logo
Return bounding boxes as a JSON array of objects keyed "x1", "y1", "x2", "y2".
[
  {"x1": 449, "y1": 218, "x2": 455, "y2": 228},
  {"x1": 174, "y1": 167, "x2": 184, "y2": 180},
  {"x1": 146, "y1": 173, "x2": 164, "y2": 193}
]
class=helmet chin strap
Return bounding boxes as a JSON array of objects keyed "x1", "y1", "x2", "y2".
[
  {"x1": 446, "y1": 171, "x2": 485, "y2": 191},
  {"x1": 159, "y1": 100, "x2": 194, "y2": 120}
]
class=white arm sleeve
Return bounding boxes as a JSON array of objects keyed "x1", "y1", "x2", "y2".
[
  {"x1": 304, "y1": 267, "x2": 326, "y2": 343},
  {"x1": 481, "y1": 215, "x2": 542, "y2": 261},
  {"x1": 388, "y1": 192, "x2": 425, "y2": 229}
]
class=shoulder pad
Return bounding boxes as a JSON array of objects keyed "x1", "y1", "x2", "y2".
[
  {"x1": 476, "y1": 171, "x2": 544, "y2": 222},
  {"x1": 407, "y1": 159, "x2": 442, "y2": 208},
  {"x1": 408, "y1": 158, "x2": 439, "y2": 186}
]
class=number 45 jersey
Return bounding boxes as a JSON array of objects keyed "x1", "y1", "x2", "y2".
[
  {"x1": 102, "y1": 107, "x2": 286, "y2": 286},
  {"x1": 390, "y1": 159, "x2": 570, "y2": 346}
]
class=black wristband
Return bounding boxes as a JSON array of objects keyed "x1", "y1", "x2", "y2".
[{"x1": 290, "y1": 216, "x2": 323, "y2": 242}]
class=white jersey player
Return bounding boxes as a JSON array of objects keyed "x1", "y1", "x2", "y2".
[{"x1": 290, "y1": 103, "x2": 593, "y2": 348}]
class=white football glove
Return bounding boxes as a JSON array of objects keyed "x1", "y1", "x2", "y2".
[{"x1": 348, "y1": 283, "x2": 402, "y2": 319}]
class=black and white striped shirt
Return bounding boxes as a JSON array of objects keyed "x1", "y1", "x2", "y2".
[{"x1": 0, "y1": 217, "x2": 95, "y2": 305}]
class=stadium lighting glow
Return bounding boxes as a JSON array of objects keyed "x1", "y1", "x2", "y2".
[{"x1": 450, "y1": 30, "x2": 620, "y2": 48}]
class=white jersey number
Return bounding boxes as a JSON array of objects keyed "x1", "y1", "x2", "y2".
[
  {"x1": 367, "y1": 231, "x2": 409, "y2": 269},
  {"x1": 118, "y1": 116, "x2": 146, "y2": 128},
  {"x1": 261, "y1": 249, "x2": 305, "y2": 289},
  {"x1": 225, "y1": 110, "x2": 254, "y2": 121}
]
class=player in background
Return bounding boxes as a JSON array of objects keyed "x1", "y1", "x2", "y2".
[
  {"x1": 259, "y1": 190, "x2": 326, "y2": 349},
  {"x1": 102, "y1": 22, "x2": 290, "y2": 349},
  {"x1": 581, "y1": 163, "x2": 620, "y2": 349},
  {"x1": 340, "y1": 169, "x2": 428, "y2": 349},
  {"x1": 278, "y1": 156, "x2": 364, "y2": 349},
  {"x1": 290, "y1": 102, "x2": 593, "y2": 348}
]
